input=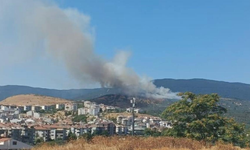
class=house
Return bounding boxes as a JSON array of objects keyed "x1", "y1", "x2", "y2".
[
  {"x1": 31, "y1": 106, "x2": 41, "y2": 112},
  {"x1": 34, "y1": 127, "x2": 50, "y2": 142},
  {"x1": 17, "y1": 106, "x2": 24, "y2": 112},
  {"x1": 65, "y1": 103, "x2": 77, "y2": 111},
  {"x1": 56, "y1": 104, "x2": 64, "y2": 110},
  {"x1": 78, "y1": 108, "x2": 88, "y2": 115},
  {"x1": 84, "y1": 101, "x2": 92, "y2": 108},
  {"x1": 0, "y1": 138, "x2": 33, "y2": 150},
  {"x1": 41, "y1": 105, "x2": 49, "y2": 111},
  {"x1": 26, "y1": 111, "x2": 40, "y2": 118},
  {"x1": 88, "y1": 105, "x2": 100, "y2": 116},
  {"x1": 21, "y1": 127, "x2": 35, "y2": 145},
  {"x1": 126, "y1": 108, "x2": 141, "y2": 113},
  {"x1": 0, "y1": 106, "x2": 9, "y2": 111},
  {"x1": 23, "y1": 106, "x2": 32, "y2": 111},
  {"x1": 95, "y1": 122, "x2": 116, "y2": 135}
]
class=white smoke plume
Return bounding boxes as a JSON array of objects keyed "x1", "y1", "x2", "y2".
[{"x1": 0, "y1": 0, "x2": 179, "y2": 99}]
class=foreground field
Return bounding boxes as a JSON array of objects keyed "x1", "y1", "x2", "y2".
[{"x1": 33, "y1": 136, "x2": 249, "y2": 150}]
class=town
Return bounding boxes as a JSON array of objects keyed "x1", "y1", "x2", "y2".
[{"x1": 0, "y1": 95, "x2": 172, "y2": 149}]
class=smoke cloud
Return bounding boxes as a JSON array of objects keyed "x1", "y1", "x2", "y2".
[{"x1": 0, "y1": 0, "x2": 179, "y2": 99}]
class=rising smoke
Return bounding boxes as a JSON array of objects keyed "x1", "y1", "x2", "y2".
[{"x1": 0, "y1": 0, "x2": 179, "y2": 99}]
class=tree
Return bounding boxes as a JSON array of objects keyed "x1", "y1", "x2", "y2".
[
  {"x1": 72, "y1": 114, "x2": 87, "y2": 123},
  {"x1": 144, "y1": 128, "x2": 161, "y2": 137},
  {"x1": 68, "y1": 131, "x2": 77, "y2": 141},
  {"x1": 161, "y1": 92, "x2": 247, "y2": 146},
  {"x1": 35, "y1": 137, "x2": 44, "y2": 144}
]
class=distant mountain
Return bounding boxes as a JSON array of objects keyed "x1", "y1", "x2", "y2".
[
  {"x1": 1, "y1": 78, "x2": 250, "y2": 101},
  {"x1": 154, "y1": 78, "x2": 250, "y2": 100},
  {"x1": 0, "y1": 85, "x2": 120, "y2": 101}
]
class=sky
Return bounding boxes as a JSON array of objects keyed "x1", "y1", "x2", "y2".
[{"x1": 0, "y1": 0, "x2": 250, "y2": 89}]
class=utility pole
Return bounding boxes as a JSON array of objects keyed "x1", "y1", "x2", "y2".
[{"x1": 130, "y1": 98, "x2": 136, "y2": 136}]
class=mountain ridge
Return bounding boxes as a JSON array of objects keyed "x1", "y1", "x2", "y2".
[
  {"x1": 153, "y1": 78, "x2": 250, "y2": 100},
  {"x1": 1, "y1": 78, "x2": 250, "y2": 101}
]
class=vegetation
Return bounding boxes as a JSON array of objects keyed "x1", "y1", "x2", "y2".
[
  {"x1": 72, "y1": 114, "x2": 87, "y2": 123},
  {"x1": 32, "y1": 136, "x2": 249, "y2": 150},
  {"x1": 68, "y1": 132, "x2": 77, "y2": 141},
  {"x1": 161, "y1": 92, "x2": 248, "y2": 147},
  {"x1": 144, "y1": 128, "x2": 161, "y2": 137}
]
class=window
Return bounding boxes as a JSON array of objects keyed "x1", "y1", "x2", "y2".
[{"x1": 13, "y1": 141, "x2": 17, "y2": 145}]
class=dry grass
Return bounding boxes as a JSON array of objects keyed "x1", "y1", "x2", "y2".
[
  {"x1": 33, "y1": 136, "x2": 249, "y2": 150},
  {"x1": 0, "y1": 94, "x2": 71, "y2": 106}
]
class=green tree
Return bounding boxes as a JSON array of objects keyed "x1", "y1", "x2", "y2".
[
  {"x1": 144, "y1": 128, "x2": 161, "y2": 137},
  {"x1": 68, "y1": 131, "x2": 77, "y2": 141},
  {"x1": 35, "y1": 137, "x2": 44, "y2": 144},
  {"x1": 161, "y1": 92, "x2": 247, "y2": 146},
  {"x1": 72, "y1": 115, "x2": 87, "y2": 123}
]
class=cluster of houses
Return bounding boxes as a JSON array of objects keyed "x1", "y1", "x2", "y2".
[
  {"x1": 116, "y1": 115, "x2": 172, "y2": 135},
  {"x1": 0, "y1": 100, "x2": 172, "y2": 149},
  {"x1": 0, "y1": 118, "x2": 116, "y2": 144},
  {"x1": 0, "y1": 103, "x2": 77, "y2": 113}
]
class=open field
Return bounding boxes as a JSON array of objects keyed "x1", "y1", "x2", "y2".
[
  {"x1": 33, "y1": 136, "x2": 249, "y2": 150},
  {"x1": 0, "y1": 94, "x2": 71, "y2": 106}
]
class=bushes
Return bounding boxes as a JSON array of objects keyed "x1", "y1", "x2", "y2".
[{"x1": 72, "y1": 114, "x2": 87, "y2": 123}]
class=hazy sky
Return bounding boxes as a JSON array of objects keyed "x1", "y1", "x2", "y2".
[{"x1": 0, "y1": 0, "x2": 249, "y2": 89}]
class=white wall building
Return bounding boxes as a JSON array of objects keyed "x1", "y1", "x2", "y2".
[
  {"x1": 26, "y1": 111, "x2": 40, "y2": 118},
  {"x1": 84, "y1": 101, "x2": 92, "y2": 108},
  {"x1": 56, "y1": 104, "x2": 64, "y2": 110},
  {"x1": 24, "y1": 106, "x2": 32, "y2": 111},
  {"x1": 0, "y1": 138, "x2": 33, "y2": 150},
  {"x1": 78, "y1": 108, "x2": 88, "y2": 115},
  {"x1": 65, "y1": 103, "x2": 78, "y2": 111}
]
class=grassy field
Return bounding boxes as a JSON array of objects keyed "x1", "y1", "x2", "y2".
[
  {"x1": 33, "y1": 136, "x2": 249, "y2": 150},
  {"x1": 0, "y1": 94, "x2": 71, "y2": 106}
]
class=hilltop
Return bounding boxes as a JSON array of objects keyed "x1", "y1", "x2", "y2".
[{"x1": 0, "y1": 94, "x2": 71, "y2": 106}]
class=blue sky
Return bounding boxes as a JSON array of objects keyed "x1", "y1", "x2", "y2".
[{"x1": 0, "y1": 0, "x2": 250, "y2": 89}]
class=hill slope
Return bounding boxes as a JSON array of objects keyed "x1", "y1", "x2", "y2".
[
  {"x1": 90, "y1": 94, "x2": 162, "y2": 108},
  {"x1": 0, "y1": 94, "x2": 71, "y2": 106},
  {"x1": 1, "y1": 78, "x2": 250, "y2": 101},
  {"x1": 154, "y1": 78, "x2": 250, "y2": 100}
]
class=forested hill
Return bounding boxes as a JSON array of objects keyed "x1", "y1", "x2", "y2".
[
  {"x1": 154, "y1": 78, "x2": 250, "y2": 100},
  {"x1": 1, "y1": 78, "x2": 250, "y2": 101},
  {"x1": 0, "y1": 85, "x2": 120, "y2": 101}
]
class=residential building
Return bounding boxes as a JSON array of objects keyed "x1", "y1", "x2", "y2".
[
  {"x1": 31, "y1": 106, "x2": 41, "y2": 112},
  {"x1": 65, "y1": 103, "x2": 77, "y2": 111},
  {"x1": 78, "y1": 108, "x2": 88, "y2": 115},
  {"x1": 26, "y1": 111, "x2": 40, "y2": 118},
  {"x1": 0, "y1": 138, "x2": 33, "y2": 150},
  {"x1": 56, "y1": 104, "x2": 64, "y2": 110}
]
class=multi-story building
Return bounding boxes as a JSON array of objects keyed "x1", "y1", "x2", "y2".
[
  {"x1": 65, "y1": 103, "x2": 77, "y2": 111},
  {"x1": 56, "y1": 104, "x2": 64, "y2": 110}
]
